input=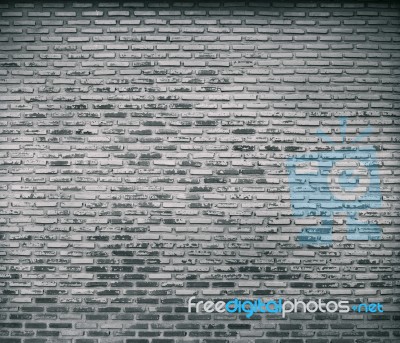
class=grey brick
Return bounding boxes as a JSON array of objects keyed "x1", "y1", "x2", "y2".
[{"x1": 0, "y1": 1, "x2": 398, "y2": 341}]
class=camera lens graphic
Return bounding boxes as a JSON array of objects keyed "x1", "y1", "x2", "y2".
[
  {"x1": 287, "y1": 117, "x2": 382, "y2": 245},
  {"x1": 328, "y1": 159, "x2": 370, "y2": 201}
]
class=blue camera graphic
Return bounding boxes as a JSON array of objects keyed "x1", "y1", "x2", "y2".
[{"x1": 286, "y1": 118, "x2": 382, "y2": 246}]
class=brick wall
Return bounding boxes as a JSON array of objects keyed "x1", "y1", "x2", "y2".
[{"x1": 0, "y1": 1, "x2": 399, "y2": 342}]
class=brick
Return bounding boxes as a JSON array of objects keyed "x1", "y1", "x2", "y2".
[{"x1": 0, "y1": 1, "x2": 398, "y2": 340}]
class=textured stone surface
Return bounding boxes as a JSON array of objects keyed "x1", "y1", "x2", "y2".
[{"x1": 0, "y1": 1, "x2": 399, "y2": 342}]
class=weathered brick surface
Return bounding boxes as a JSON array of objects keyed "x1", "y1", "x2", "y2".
[{"x1": 0, "y1": 1, "x2": 399, "y2": 342}]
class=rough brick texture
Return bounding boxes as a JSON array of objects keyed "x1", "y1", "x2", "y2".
[{"x1": 0, "y1": 1, "x2": 400, "y2": 342}]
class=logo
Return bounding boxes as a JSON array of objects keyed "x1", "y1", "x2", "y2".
[
  {"x1": 286, "y1": 117, "x2": 382, "y2": 245},
  {"x1": 188, "y1": 297, "x2": 384, "y2": 318}
]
